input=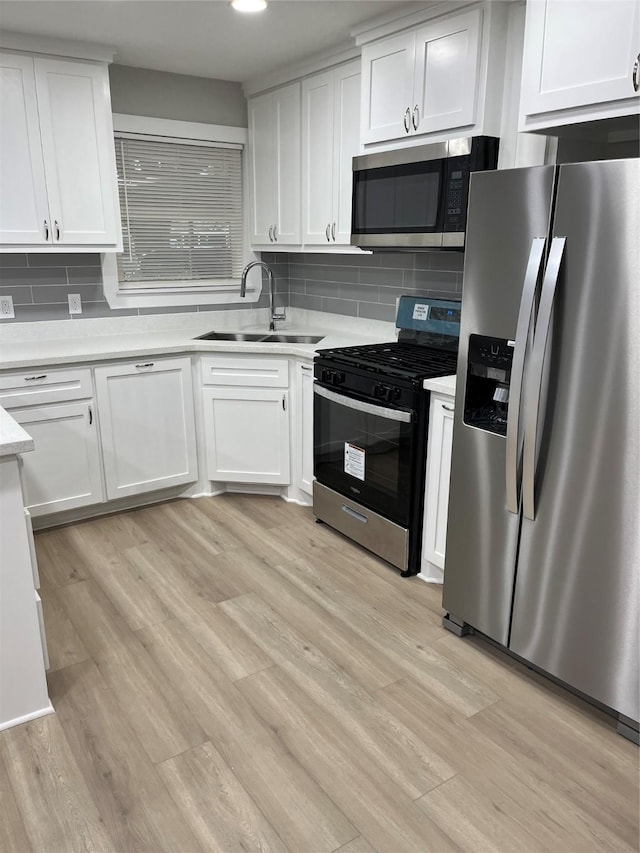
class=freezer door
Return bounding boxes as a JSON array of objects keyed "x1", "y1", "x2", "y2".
[
  {"x1": 510, "y1": 159, "x2": 640, "y2": 721},
  {"x1": 443, "y1": 166, "x2": 556, "y2": 644}
]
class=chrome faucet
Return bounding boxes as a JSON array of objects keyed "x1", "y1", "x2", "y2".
[{"x1": 240, "y1": 260, "x2": 286, "y2": 332}]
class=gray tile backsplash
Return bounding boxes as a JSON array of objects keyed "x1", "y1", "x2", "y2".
[
  {"x1": 0, "y1": 253, "x2": 275, "y2": 323},
  {"x1": 262, "y1": 250, "x2": 464, "y2": 323},
  {"x1": 0, "y1": 250, "x2": 463, "y2": 325}
]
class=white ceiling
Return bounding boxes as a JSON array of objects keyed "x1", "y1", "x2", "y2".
[{"x1": 0, "y1": 0, "x2": 428, "y2": 82}]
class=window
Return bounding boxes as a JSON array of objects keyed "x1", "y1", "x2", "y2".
[
  {"x1": 102, "y1": 116, "x2": 253, "y2": 310},
  {"x1": 114, "y1": 135, "x2": 244, "y2": 289}
]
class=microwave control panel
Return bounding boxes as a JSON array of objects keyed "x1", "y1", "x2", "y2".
[{"x1": 443, "y1": 159, "x2": 469, "y2": 232}]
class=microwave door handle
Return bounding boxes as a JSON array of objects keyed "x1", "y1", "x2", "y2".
[
  {"x1": 505, "y1": 237, "x2": 547, "y2": 515},
  {"x1": 522, "y1": 237, "x2": 566, "y2": 521},
  {"x1": 313, "y1": 384, "x2": 412, "y2": 423}
]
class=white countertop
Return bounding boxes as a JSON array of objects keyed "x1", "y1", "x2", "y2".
[
  {"x1": 423, "y1": 374, "x2": 456, "y2": 396},
  {"x1": 0, "y1": 407, "x2": 34, "y2": 457},
  {"x1": 0, "y1": 309, "x2": 397, "y2": 371}
]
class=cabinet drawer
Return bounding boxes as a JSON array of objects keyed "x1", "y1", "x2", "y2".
[
  {"x1": 201, "y1": 355, "x2": 289, "y2": 387},
  {"x1": 0, "y1": 367, "x2": 93, "y2": 408}
]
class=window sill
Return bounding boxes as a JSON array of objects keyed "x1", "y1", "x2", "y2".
[{"x1": 101, "y1": 254, "x2": 262, "y2": 309}]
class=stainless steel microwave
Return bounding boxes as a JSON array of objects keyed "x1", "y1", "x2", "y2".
[{"x1": 350, "y1": 136, "x2": 499, "y2": 250}]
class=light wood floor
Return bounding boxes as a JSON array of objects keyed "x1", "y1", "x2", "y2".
[{"x1": 1, "y1": 495, "x2": 638, "y2": 853}]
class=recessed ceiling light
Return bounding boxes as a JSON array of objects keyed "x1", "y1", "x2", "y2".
[{"x1": 231, "y1": 0, "x2": 267, "y2": 12}]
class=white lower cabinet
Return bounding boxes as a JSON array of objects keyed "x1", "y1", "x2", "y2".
[
  {"x1": 94, "y1": 357, "x2": 197, "y2": 500},
  {"x1": 203, "y1": 388, "x2": 290, "y2": 485},
  {"x1": 421, "y1": 392, "x2": 455, "y2": 583},
  {"x1": 12, "y1": 401, "x2": 103, "y2": 517},
  {"x1": 296, "y1": 361, "x2": 314, "y2": 496},
  {"x1": 201, "y1": 354, "x2": 291, "y2": 486}
]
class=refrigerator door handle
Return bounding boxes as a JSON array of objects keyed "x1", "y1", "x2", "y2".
[
  {"x1": 505, "y1": 237, "x2": 547, "y2": 514},
  {"x1": 522, "y1": 236, "x2": 566, "y2": 521}
]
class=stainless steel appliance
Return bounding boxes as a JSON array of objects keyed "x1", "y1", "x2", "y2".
[
  {"x1": 443, "y1": 159, "x2": 639, "y2": 742},
  {"x1": 350, "y1": 136, "x2": 498, "y2": 250},
  {"x1": 313, "y1": 296, "x2": 460, "y2": 575}
]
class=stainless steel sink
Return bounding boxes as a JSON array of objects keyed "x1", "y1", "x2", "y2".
[
  {"x1": 261, "y1": 334, "x2": 324, "y2": 344},
  {"x1": 194, "y1": 331, "x2": 324, "y2": 344}
]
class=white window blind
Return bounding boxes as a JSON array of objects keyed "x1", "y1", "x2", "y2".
[{"x1": 114, "y1": 136, "x2": 244, "y2": 287}]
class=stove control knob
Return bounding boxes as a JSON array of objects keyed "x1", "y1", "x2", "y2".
[
  {"x1": 321, "y1": 369, "x2": 333, "y2": 384},
  {"x1": 374, "y1": 383, "x2": 392, "y2": 401},
  {"x1": 331, "y1": 371, "x2": 346, "y2": 386}
]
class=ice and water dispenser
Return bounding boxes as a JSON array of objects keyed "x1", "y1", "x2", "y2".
[{"x1": 463, "y1": 335, "x2": 514, "y2": 436}]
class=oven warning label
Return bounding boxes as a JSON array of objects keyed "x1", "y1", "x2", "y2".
[
  {"x1": 412, "y1": 303, "x2": 429, "y2": 321},
  {"x1": 344, "y1": 443, "x2": 365, "y2": 481}
]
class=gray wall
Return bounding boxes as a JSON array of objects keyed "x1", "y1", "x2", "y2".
[{"x1": 109, "y1": 65, "x2": 247, "y2": 127}]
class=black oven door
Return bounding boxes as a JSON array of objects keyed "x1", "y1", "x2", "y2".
[
  {"x1": 351, "y1": 156, "x2": 446, "y2": 247},
  {"x1": 313, "y1": 385, "x2": 415, "y2": 526}
]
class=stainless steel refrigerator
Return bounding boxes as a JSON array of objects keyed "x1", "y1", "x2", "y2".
[{"x1": 442, "y1": 158, "x2": 639, "y2": 742}]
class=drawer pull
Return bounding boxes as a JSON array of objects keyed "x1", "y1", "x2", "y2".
[
  {"x1": 342, "y1": 504, "x2": 368, "y2": 524},
  {"x1": 88, "y1": 405, "x2": 93, "y2": 425},
  {"x1": 442, "y1": 404, "x2": 454, "y2": 412},
  {"x1": 135, "y1": 362, "x2": 154, "y2": 369},
  {"x1": 24, "y1": 374, "x2": 47, "y2": 381},
  {"x1": 301, "y1": 365, "x2": 312, "y2": 371}
]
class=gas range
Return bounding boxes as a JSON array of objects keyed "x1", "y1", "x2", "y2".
[{"x1": 312, "y1": 296, "x2": 460, "y2": 577}]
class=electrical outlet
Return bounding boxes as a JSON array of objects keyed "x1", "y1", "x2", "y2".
[
  {"x1": 0, "y1": 295, "x2": 15, "y2": 319},
  {"x1": 68, "y1": 293, "x2": 82, "y2": 315}
]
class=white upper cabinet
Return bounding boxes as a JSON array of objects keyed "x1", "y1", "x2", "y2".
[
  {"x1": 302, "y1": 60, "x2": 361, "y2": 245},
  {"x1": 0, "y1": 52, "x2": 121, "y2": 251},
  {"x1": 412, "y1": 11, "x2": 481, "y2": 136},
  {"x1": 361, "y1": 8, "x2": 483, "y2": 146},
  {"x1": 519, "y1": 0, "x2": 640, "y2": 131},
  {"x1": 248, "y1": 82, "x2": 301, "y2": 246},
  {"x1": 0, "y1": 53, "x2": 49, "y2": 245}
]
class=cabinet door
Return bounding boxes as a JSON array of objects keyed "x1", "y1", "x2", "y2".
[
  {"x1": 95, "y1": 358, "x2": 197, "y2": 500},
  {"x1": 33, "y1": 58, "x2": 120, "y2": 247},
  {"x1": 521, "y1": 0, "x2": 640, "y2": 119},
  {"x1": 332, "y1": 61, "x2": 361, "y2": 245},
  {"x1": 12, "y1": 402, "x2": 103, "y2": 517},
  {"x1": 297, "y1": 363, "x2": 314, "y2": 495},
  {"x1": 274, "y1": 82, "x2": 301, "y2": 244},
  {"x1": 421, "y1": 395, "x2": 455, "y2": 581},
  {"x1": 0, "y1": 53, "x2": 50, "y2": 245},
  {"x1": 302, "y1": 70, "x2": 335, "y2": 245},
  {"x1": 248, "y1": 92, "x2": 276, "y2": 244},
  {"x1": 203, "y1": 387, "x2": 290, "y2": 485},
  {"x1": 413, "y1": 9, "x2": 482, "y2": 136},
  {"x1": 361, "y1": 31, "x2": 416, "y2": 145}
]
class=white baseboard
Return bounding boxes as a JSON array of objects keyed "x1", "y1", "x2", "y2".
[{"x1": 0, "y1": 701, "x2": 55, "y2": 733}]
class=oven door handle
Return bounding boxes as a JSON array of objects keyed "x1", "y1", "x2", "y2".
[{"x1": 314, "y1": 384, "x2": 413, "y2": 423}]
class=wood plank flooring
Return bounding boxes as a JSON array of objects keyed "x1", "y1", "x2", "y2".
[{"x1": 1, "y1": 495, "x2": 638, "y2": 853}]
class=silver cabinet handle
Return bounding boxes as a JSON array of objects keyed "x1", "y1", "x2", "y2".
[
  {"x1": 522, "y1": 237, "x2": 566, "y2": 522},
  {"x1": 43, "y1": 220, "x2": 49, "y2": 241},
  {"x1": 24, "y1": 374, "x2": 47, "y2": 381},
  {"x1": 331, "y1": 222, "x2": 336, "y2": 241},
  {"x1": 403, "y1": 107, "x2": 410, "y2": 133},
  {"x1": 412, "y1": 105, "x2": 419, "y2": 131},
  {"x1": 273, "y1": 224, "x2": 277, "y2": 242},
  {"x1": 442, "y1": 404, "x2": 454, "y2": 412},
  {"x1": 282, "y1": 394, "x2": 286, "y2": 411},
  {"x1": 633, "y1": 53, "x2": 640, "y2": 92},
  {"x1": 301, "y1": 364, "x2": 312, "y2": 371},
  {"x1": 54, "y1": 220, "x2": 61, "y2": 241},
  {"x1": 268, "y1": 226, "x2": 273, "y2": 242},
  {"x1": 325, "y1": 224, "x2": 331, "y2": 242},
  {"x1": 88, "y1": 405, "x2": 93, "y2": 426},
  {"x1": 505, "y1": 237, "x2": 547, "y2": 515},
  {"x1": 135, "y1": 362, "x2": 154, "y2": 369}
]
